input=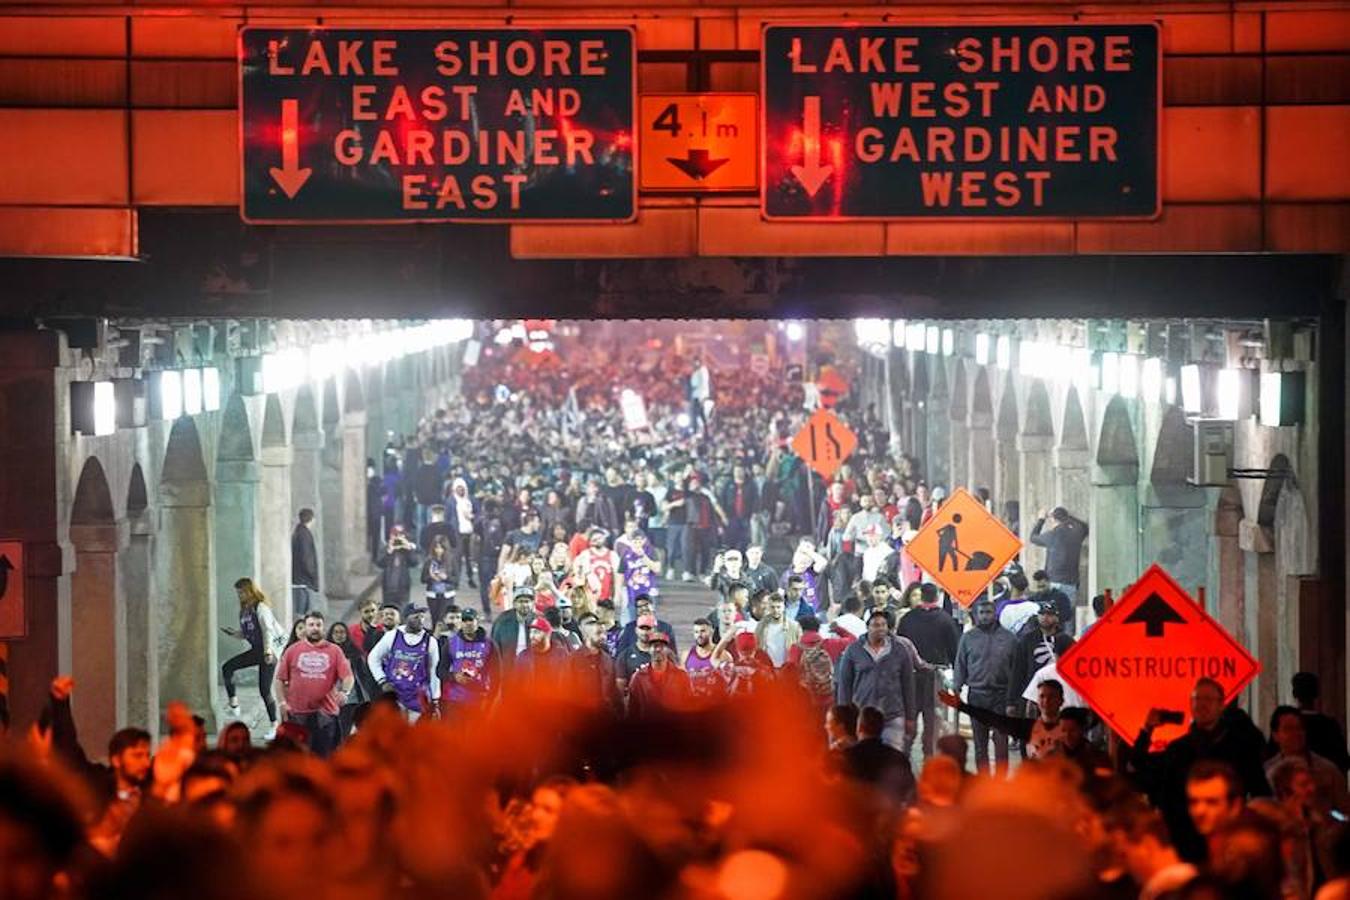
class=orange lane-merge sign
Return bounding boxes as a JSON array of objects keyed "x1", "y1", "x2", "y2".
[
  {"x1": 791, "y1": 409, "x2": 857, "y2": 481},
  {"x1": 1057, "y1": 564, "x2": 1260, "y2": 749},
  {"x1": 0, "y1": 540, "x2": 25, "y2": 639},
  {"x1": 906, "y1": 488, "x2": 1021, "y2": 607}
]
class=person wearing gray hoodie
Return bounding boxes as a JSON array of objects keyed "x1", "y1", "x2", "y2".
[
  {"x1": 953, "y1": 597, "x2": 1018, "y2": 775},
  {"x1": 836, "y1": 609, "x2": 918, "y2": 751}
]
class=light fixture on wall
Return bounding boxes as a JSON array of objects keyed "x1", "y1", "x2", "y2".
[
  {"x1": 925, "y1": 325, "x2": 940, "y2": 355},
  {"x1": 891, "y1": 320, "x2": 906, "y2": 348},
  {"x1": 1100, "y1": 352, "x2": 1121, "y2": 394},
  {"x1": 941, "y1": 328, "x2": 954, "y2": 357},
  {"x1": 1071, "y1": 348, "x2": 1096, "y2": 390},
  {"x1": 1258, "y1": 371, "x2": 1305, "y2": 426},
  {"x1": 1164, "y1": 376, "x2": 1178, "y2": 405},
  {"x1": 202, "y1": 367, "x2": 221, "y2": 412},
  {"x1": 1216, "y1": 368, "x2": 1243, "y2": 420},
  {"x1": 154, "y1": 370, "x2": 184, "y2": 421},
  {"x1": 1180, "y1": 364, "x2": 1203, "y2": 414},
  {"x1": 996, "y1": 335, "x2": 1012, "y2": 370},
  {"x1": 182, "y1": 368, "x2": 203, "y2": 416},
  {"x1": 975, "y1": 333, "x2": 991, "y2": 365},
  {"x1": 907, "y1": 322, "x2": 926, "y2": 351},
  {"x1": 1118, "y1": 354, "x2": 1140, "y2": 399},
  {"x1": 1140, "y1": 357, "x2": 1163, "y2": 402},
  {"x1": 71, "y1": 381, "x2": 116, "y2": 436},
  {"x1": 785, "y1": 321, "x2": 804, "y2": 342}
]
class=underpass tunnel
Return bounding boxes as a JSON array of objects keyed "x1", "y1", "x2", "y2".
[{"x1": 0, "y1": 315, "x2": 1338, "y2": 742}]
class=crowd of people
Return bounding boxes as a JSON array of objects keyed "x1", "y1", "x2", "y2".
[{"x1": 3, "y1": 323, "x2": 1348, "y2": 900}]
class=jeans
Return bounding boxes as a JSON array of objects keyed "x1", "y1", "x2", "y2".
[
  {"x1": 911, "y1": 669, "x2": 939, "y2": 757},
  {"x1": 222, "y1": 646, "x2": 277, "y2": 723},
  {"x1": 291, "y1": 584, "x2": 321, "y2": 617},
  {"x1": 289, "y1": 710, "x2": 340, "y2": 758},
  {"x1": 723, "y1": 517, "x2": 750, "y2": 553},
  {"x1": 967, "y1": 689, "x2": 1010, "y2": 775},
  {"x1": 688, "y1": 526, "x2": 715, "y2": 576},
  {"x1": 1052, "y1": 582, "x2": 1079, "y2": 637},
  {"x1": 477, "y1": 555, "x2": 498, "y2": 615},
  {"x1": 665, "y1": 524, "x2": 687, "y2": 574},
  {"x1": 451, "y1": 535, "x2": 475, "y2": 587}
]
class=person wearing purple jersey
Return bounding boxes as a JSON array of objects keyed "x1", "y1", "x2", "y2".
[
  {"x1": 615, "y1": 513, "x2": 660, "y2": 620},
  {"x1": 782, "y1": 539, "x2": 828, "y2": 615},
  {"x1": 439, "y1": 607, "x2": 495, "y2": 708},
  {"x1": 684, "y1": 618, "x2": 723, "y2": 703},
  {"x1": 367, "y1": 599, "x2": 441, "y2": 720}
]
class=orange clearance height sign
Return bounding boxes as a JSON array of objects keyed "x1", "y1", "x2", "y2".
[
  {"x1": 639, "y1": 94, "x2": 757, "y2": 192},
  {"x1": 1057, "y1": 564, "x2": 1260, "y2": 749},
  {"x1": 906, "y1": 487, "x2": 1021, "y2": 607},
  {"x1": 791, "y1": 409, "x2": 857, "y2": 481}
]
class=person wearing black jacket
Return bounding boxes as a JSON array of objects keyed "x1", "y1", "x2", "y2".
[
  {"x1": 291, "y1": 508, "x2": 320, "y2": 616},
  {"x1": 1292, "y1": 671, "x2": 1350, "y2": 773},
  {"x1": 1029, "y1": 507, "x2": 1088, "y2": 607},
  {"x1": 718, "y1": 462, "x2": 759, "y2": 553},
  {"x1": 897, "y1": 583, "x2": 961, "y2": 758},
  {"x1": 1130, "y1": 677, "x2": 1272, "y2": 863},
  {"x1": 1007, "y1": 601, "x2": 1074, "y2": 715},
  {"x1": 841, "y1": 706, "x2": 916, "y2": 805}
]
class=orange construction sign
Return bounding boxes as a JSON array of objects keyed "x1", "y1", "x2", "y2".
[
  {"x1": 1057, "y1": 564, "x2": 1260, "y2": 749},
  {"x1": 791, "y1": 409, "x2": 857, "y2": 481},
  {"x1": 906, "y1": 488, "x2": 1021, "y2": 607},
  {"x1": 815, "y1": 367, "x2": 850, "y2": 409},
  {"x1": 639, "y1": 94, "x2": 758, "y2": 192},
  {"x1": 0, "y1": 540, "x2": 25, "y2": 638}
]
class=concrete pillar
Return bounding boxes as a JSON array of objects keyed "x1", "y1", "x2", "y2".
[
  {"x1": 969, "y1": 424, "x2": 995, "y2": 498},
  {"x1": 0, "y1": 330, "x2": 61, "y2": 732},
  {"x1": 949, "y1": 420, "x2": 969, "y2": 491},
  {"x1": 120, "y1": 516, "x2": 159, "y2": 738},
  {"x1": 905, "y1": 400, "x2": 924, "y2": 461},
  {"x1": 258, "y1": 444, "x2": 293, "y2": 623},
  {"x1": 157, "y1": 478, "x2": 215, "y2": 729},
  {"x1": 1208, "y1": 490, "x2": 1245, "y2": 633},
  {"x1": 1241, "y1": 530, "x2": 1280, "y2": 723},
  {"x1": 1017, "y1": 434, "x2": 1055, "y2": 571},
  {"x1": 994, "y1": 435, "x2": 1020, "y2": 522},
  {"x1": 290, "y1": 430, "x2": 325, "y2": 613},
  {"x1": 926, "y1": 403, "x2": 951, "y2": 488},
  {"x1": 1140, "y1": 484, "x2": 1210, "y2": 599},
  {"x1": 69, "y1": 519, "x2": 125, "y2": 753},
  {"x1": 1089, "y1": 465, "x2": 1141, "y2": 600},
  {"x1": 1055, "y1": 447, "x2": 1092, "y2": 586},
  {"x1": 214, "y1": 460, "x2": 260, "y2": 666},
  {"x1": 341, "y1": 411, "x2": 370, "y2": 579}
]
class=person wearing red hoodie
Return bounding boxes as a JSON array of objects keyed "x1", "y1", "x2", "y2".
[{"x1": 626, "y1": 632, "x2": 690, "y2": 719}]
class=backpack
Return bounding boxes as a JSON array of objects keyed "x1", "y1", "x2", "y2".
[{"x1": 799, "y1": 644, "x2": 835, "y2": 699}]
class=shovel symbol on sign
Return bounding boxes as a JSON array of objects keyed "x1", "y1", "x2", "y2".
[{"x1": 936, "y1": 514, "x2": 995, "y2": 572}]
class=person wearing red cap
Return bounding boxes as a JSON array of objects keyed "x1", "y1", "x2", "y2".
[
  {"x1": 626, "y1": 631, "x2": 690, "y2": 719},
  {"x1": 515, "y1": 615, "x2": 569, "y2": 688},
  {"x1": 617, "y1": 613, "x2": 659, "y2": 695},
  {"x1": 724, "y1": 629, "x2": 776, "y2": 697}
]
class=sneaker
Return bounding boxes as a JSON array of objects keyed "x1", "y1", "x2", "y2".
[
  {"x1": 263, "y1": 726, "x2": 277, "y2": 741},
  {"x1": 681, "y1": 572, "x2": 693, "y2": 583},
  {"x1": 228, "y1": 696, "x2": 240, "y2": 712},
  {"x1": 665, "y1": 568, "x2": 675, "y2": 580}
]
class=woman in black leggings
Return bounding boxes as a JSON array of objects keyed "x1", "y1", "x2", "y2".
[{"x1": 220, "y1": 577, "x2": 286, "y2": 726}]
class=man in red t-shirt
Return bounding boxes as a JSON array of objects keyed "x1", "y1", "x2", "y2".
[{"x1": 274, "y1": 611, "x2": 353, "y2": 758}]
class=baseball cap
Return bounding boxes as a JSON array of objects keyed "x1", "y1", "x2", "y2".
[
  {"x1": 556, "y1": 593, "x2": 573, "y2": 608},
  {"x1": 1038, "y1": 600, "x2": 1060, "y2": 615},
  {"x1": 734, "y1": 632, "x2": 757, "y2": 653},
  {"x1": 403, "y1": 601, "x2": 428, "y2": 618},
  {"x1": 513, "y1": 585, "x2": 536, "y2": 600},
  {"x1": 647, "y1": 630, "x2": 671, "y2": 645},
  {"x1": 460, "y1": 607, "x2": 478, "y2": 621},
  {"x1": 636, "y1": 614, "x2": 658, "y2": 629},
  {"x1": 529, "y1": 616, "x2": 553, "y2": 634}
]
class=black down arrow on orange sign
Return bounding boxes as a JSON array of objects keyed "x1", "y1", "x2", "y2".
[{"x1": 667, "y1": 149, "x2": 730, "y2": 181}]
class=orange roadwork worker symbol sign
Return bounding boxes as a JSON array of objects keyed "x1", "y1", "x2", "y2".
[
  {"x1": 791, "y1": 409, "x2": 857, "y2": 481},
  {"x1": 906, "y1": 488, "x2": 1021, "y2": 607},
  {"x1": 0, "y1": 540, "x2": 25, "y2": 638},
  {"x1": 1057, "y1": 564, "x2": 1260, "y2": 749}
]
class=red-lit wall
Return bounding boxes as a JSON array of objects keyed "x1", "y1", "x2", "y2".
[{"x1": 0, "y1": 4, "x2": 1346, "y2": 257}]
